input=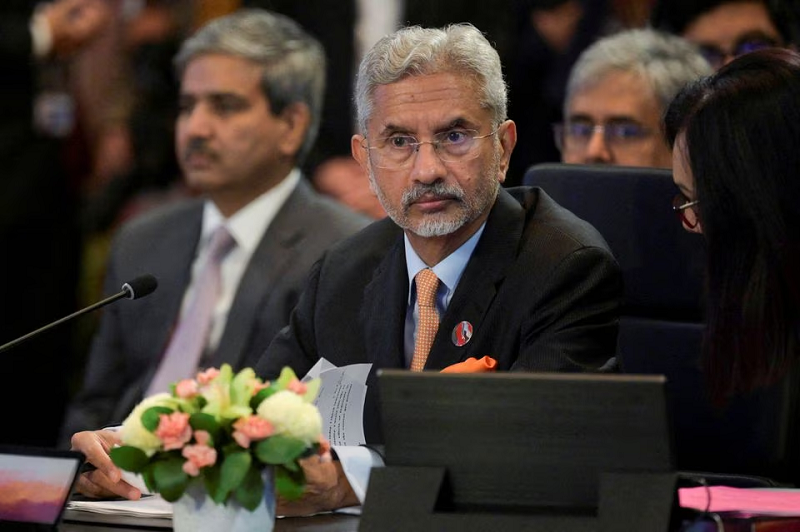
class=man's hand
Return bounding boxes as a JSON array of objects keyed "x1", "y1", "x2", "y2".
[
  {"x1": 42, "y1": 0, "x2": 111, "y2": 58},
  {"x1": 277, "y1": 455, "x2": 360, "y2": 516},
  {"x1": 71, "y1": 430, "x2": 142, "y2": 500}
]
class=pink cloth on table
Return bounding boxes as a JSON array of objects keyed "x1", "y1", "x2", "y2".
[{"x1": 679, "y1": 486, "x2": 800, "y2": 516}]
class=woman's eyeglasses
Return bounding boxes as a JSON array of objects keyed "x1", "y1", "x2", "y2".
[
  {"x1": 672, "y1": 193, "x2": 700, "y2": 229},
  {"x1": 698, "y1": 35, "x2": 780, "y2": 69}
]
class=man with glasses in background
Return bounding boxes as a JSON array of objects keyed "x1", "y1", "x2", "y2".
[
  {"x1": 555, "y1": 28, "x2": 712, "y2": 168},
  {"x1": 652, "y1": 0, "x2": 798, "y2": 70}
]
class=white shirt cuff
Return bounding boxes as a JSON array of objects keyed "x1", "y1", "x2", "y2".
[{"x1": 331, "y1": 444, "x2": 384, "y2": 504}]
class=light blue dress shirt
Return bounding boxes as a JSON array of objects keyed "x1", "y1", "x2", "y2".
[{"x1": 403, "y1": 222, "x2": 486, "y2": 367}]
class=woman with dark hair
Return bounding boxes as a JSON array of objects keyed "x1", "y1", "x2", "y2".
[{"x1": 664, "y1": 47, "x2": 800, "y2": 405}]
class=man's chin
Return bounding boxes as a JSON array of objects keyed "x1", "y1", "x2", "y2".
[
  {"x1": 183, "y1": 173, "x2": 224, "y2": 191},
  {"x1": 407, "y1": 214, "x2": 467, "y2": 238}
]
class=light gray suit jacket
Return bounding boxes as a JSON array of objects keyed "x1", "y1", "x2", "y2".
[{"x1": 58, "y1": 179, "x2": 371, "y2": 445}]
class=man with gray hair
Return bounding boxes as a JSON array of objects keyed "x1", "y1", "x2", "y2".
[
  {"x1": 555, "y1": 28, "x2": 712, "y2": 167},
  {"x1": 255, "y1": 21, "x2": 619, "y2": 513},
  {"x1": 61, "y1": 8, "x2": 369, "y2": 453}
]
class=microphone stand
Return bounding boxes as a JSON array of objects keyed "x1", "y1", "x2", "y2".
[{"x1": 0, "y1": 289, "x2": 131, "y2": 354}]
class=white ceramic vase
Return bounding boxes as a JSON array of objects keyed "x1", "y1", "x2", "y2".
[{"x1": 171, "y1": 468, "x2": 275, "y2": 532}]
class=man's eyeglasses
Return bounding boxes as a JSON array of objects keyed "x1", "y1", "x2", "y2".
[
  {"x1": 363, "y1": 128, "x2": 498, "y2": 169},
  {"x1": 552, "y1": 122, "x2": 653, "y2": 152},
  {"x1": 698, "y1": 36, "x2": 780, "y2": 69},
  {"x1": 672, "y1": 193, "x2": 700, "y2": 229}
]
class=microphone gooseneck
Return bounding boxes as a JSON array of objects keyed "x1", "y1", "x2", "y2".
[{"x1": 0, "y1": 274, "x2": 159, "y2": 353}]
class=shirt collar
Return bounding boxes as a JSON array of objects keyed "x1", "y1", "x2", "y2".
[
  {"x1": 200, "y1": 168, "x2": 301, "y2": 252},
  {"x1": 405, "y1": 221, "x2": 487, "y2": 304}
]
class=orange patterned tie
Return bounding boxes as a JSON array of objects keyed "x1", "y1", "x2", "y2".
[{"x1": 410, "y1": 268, "x2": 440, "y2": 372}]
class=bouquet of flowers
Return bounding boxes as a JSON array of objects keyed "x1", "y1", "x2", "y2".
[{"x1": 110, "y1": 364, "x2": 330, "y2": 511}]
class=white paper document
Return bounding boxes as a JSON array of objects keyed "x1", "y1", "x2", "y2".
[
  {"x1": 67, "y1": 493, "x2": 172, "y2": 518},
  {"x1": 302, "y1": 358, "x2": 372, "y2": 446}
]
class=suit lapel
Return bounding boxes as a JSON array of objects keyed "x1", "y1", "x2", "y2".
[
  {"x1": 425, "y1": 189, "x2": 525, "y2": 369},
  {"x1": 141, "y1": 203, "x2": 203, "y2": 384},
  {"x1": 211, "y1": 180, "x2": 314, "y2": 369},
  {"x1": 361, "y1": 236, "x2": 408, "y2": 368}
]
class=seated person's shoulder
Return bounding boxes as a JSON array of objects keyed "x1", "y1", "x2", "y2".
[
  {"x1": 325, "y1": 216, "x2": 401, "y2": 260},
  {"x1": 114, "y1": 197, "x2": 203, "y2": 241},
  {"x1": 512, "y1": 185, "x2": 613, "y2": 253}
]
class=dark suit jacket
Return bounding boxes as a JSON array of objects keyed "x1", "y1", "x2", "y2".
[
  {"x1": 256, "y1": 187, "x2": 623, "y2": 443},
  {"x1": 58, "y1": 179, "x2": 370, "y2": 445}
]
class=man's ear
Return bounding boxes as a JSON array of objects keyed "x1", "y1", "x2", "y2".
[
  {"x1": 351, "y1": 134, "x2": 369, "y2": 171},
  {"x1": 497, "y1": 120, "x2": 517, "y2": 184},
  {"x1": 278, "y1": 102, "x2": 311, "y2": 157}
]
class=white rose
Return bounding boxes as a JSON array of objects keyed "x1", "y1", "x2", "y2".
[
  {"x1": 119, "y1": 393, "x2": 182, "y2": 455},
  {"x1": 256, "y1": 390, "x2": 322, "y2": 446}
]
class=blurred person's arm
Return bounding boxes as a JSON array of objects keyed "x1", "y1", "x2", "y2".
[{"x1": 33, "y1": 0, "x2": 111, "y2": 58}]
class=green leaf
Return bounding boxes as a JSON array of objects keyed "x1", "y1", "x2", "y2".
[
  {"x1": 275, "y1": 367, "x2": 298, "y2": 390},
  {"x1": 189, "y1": 412, "x2": 221, "y2": 442},
  {"x1": 202, "y1": 464, "x2": 221, "y2": 501},
  {"x1": 152, "y1": 458, "x2": 189, "y2": 502},
  {"x1": 109, "y1": 446, "x2": 149, "y2": 473},
  {"x1": 141, "y1": 406, "x2": 174, "y2": 432},
  {"x1": 231, "y1": 368, "x2": 258, "y2": 406},
  {"x1": 251, "y1": 386, "x2": 277, "y2": 410},
  {"x1": 302, "y1": 378, "x2": 321, "y2": 403},
  {"x1": 275, "y1": 465, "x2": 305, "y2": 500},
  {"x1": 216, "y1": 451, "x2": 251, "y2": 504},
  {"x1": 255, "y1": 435, "x2": 307, "y2": 465},
  {"x1": 234, "y1": 465, "x2": 265, "y2": 511},
  {"x1": 141, "y1": 465, "x2": 157, "y2": 494}
]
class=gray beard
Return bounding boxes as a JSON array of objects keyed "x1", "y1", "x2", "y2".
[{"x1": 369, "y1": 158, "x2": 501, "y2": 237}]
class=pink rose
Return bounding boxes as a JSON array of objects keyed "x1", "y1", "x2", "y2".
[
  {"x1": 175, "y1": 379, "x2": 199, "y2": 398},
  {"x1": 194, "y1": 430, "x2": 212, "y2": 446},
  {"x1": 182, "y1": 435, "x2": 217, "y2": 477},
  {"x1": 232, "y1": 415, "x2": 274, "y2": 448},
  {"x1": 155, "y1": 412, "x2": 192, "y2": 451},
  {"x1": 196, "y1": 367, "x2": 220, "y2": 385},
  {"x1": 286, "y1": 379, "x2": 307, "y2": 395}
]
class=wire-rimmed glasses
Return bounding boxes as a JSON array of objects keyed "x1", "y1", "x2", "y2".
[
  {"x1": 672, "y1": 193, "x2": 700, "y2": 229},
  {"x1": 698, "y1": 36, "x2": 780, "y2": 69},
  {"x1": 552, "y1": 121, "x2": 653, "y2": 153},
  {"x1": 362, "y1": 128, "x2": 498, "y2": 169}
]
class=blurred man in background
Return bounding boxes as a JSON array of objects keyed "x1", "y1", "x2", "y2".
[
  {"x1": 556, "y1": 28, "x2": 712, "y2": 168},
  {"x1": 652, "y1": 0, "x2": 798, "y2": 70}
]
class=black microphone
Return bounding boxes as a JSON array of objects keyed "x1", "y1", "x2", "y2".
[{"x1": 0, "y1": 274, "x2": 158, "y2": 354}]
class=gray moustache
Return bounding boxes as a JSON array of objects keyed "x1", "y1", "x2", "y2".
[{"x1": 402, "y1": 183, "x2": 464, "y2": 208}]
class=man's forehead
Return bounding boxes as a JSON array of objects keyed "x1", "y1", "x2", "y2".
[
  {"x1": 683, "y1": 2, "x2": 780, "y2": 46},
  {"x1": 368, "y1": 73, "x2": 488, "y2": 132},
  {"x1": 568, "y1": 71, "x2": 660, "y2": 122},
  {"x1": 181, "y1": 54, "x2": 263, "y2": 85}
]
